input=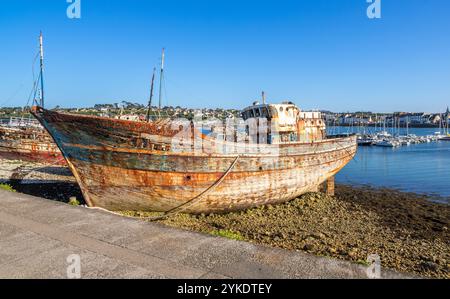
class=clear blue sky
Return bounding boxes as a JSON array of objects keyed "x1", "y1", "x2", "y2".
[{"x1": 1, "y1": 0, "x2": 449, "y2": 112}]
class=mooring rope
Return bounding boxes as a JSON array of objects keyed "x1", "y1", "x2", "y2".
[{"x1": 87, "y1": 155, "x2": 241, "y2": 221}]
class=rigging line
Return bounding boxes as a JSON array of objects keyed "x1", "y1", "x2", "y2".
[
  {"x1": 31, "y1": 72, "x2": 42, "y2": 106},
  {"x1": 2, "y1": 51, "x2": 39, "y2": 109},
  {"x1": 25, "y1": 51, "x2": 41, "y2": 108},
  {"x1": 0, "y1": 83, "x2": 24, "y2": 107},
  {"x1": 163, "y1": 72, "x2": 169, "y2": 108},
  {"x1": 25, "y1": 77, "x2": 39, "y2": 108}
]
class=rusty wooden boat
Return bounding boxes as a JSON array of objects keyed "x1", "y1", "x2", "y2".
[
  {"x1": 31, "y1": 101, "x2": 356, "y2": 214},
  {"x1": 0, "y1": 120, "x2": 64, "y2": 165}
]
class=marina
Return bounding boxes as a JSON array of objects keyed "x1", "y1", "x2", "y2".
[{"x1": 327, "y1": 127, "x2": 450, "y2": 199}]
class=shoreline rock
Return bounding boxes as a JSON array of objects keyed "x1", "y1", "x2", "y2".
[{"x1": 123, "y1": 184, "x2": 450, "y2": 278}]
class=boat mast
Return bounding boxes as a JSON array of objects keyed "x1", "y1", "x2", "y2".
[
  {"x1": 146, "y1": 67, "x2": 156, "y2": 122},
  {"x1": 445, "y1": 107, "x2": 450, "y2": 135},
  {"x1": 39, "y1": 31, "x2": 45, "y2": 107},
  {"x1": 445, "y1": 113, "x2": 448, "y2": 135},
  {"x1": 406, "y1": 116, "x2": 409, "y2": 136},
  {"x1": 158, "y1": 48, "x2": 165, "y2": 110}
]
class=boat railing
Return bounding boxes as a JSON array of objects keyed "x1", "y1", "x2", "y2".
[{"x1": 1, "y1": 117, "x2": 42, "y2": 128}]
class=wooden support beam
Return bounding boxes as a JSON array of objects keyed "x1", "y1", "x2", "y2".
[{"x1": 326, "y1": 176, "x2": 335, "y2": 196}]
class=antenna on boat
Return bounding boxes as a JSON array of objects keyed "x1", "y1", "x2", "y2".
[
  {"x1": 146, "y1": 67, "x2": 156, "y2": 122},
  {"x1": 39, "y1": 31, "x2": 45, "y2": 107},
  {"x1": 158, "y1": 48, "x2": 165, "y2": 110},
  {"x1": 262, "y1": 91, "x2": 266, "y2": 105}
]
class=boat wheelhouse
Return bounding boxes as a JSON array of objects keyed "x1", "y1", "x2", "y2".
[{"x1": 241, "y1": 101, "x2": 326, "y2": 144}]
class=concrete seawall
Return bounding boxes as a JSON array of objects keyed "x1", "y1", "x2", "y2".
[{"x1": 0, "y1": 190, "x2": 410, "y2": 278}]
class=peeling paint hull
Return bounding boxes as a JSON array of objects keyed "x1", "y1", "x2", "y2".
[
  {"x1": 31, "y1": 107, "x2": 357, "y2": 213},
  {"x1": 0, "y1": 126, "x2": 65, "y2": 165}
]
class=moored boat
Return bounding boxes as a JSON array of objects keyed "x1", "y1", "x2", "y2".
[
  {"x1": 374, "y1": 139, "x2": 400, "y2": 147},
  {"x1": 438, "y1": 134, "x2": 450, "y2": 141},
  {"x1": 357, "y1": 134, "x2": 374, "y2": 146}
]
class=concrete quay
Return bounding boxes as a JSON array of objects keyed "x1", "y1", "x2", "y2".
[{"x1": 0, "y1": 190, "x2": 410, "y2": 279}]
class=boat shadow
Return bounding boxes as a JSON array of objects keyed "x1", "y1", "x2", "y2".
[{"x1": 32, "y1": 166, "x2": 73, "y2": 177}]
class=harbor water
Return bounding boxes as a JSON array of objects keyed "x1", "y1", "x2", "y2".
[{"x1": 328, "y1": 127, "x2": 450, "y2": 200}]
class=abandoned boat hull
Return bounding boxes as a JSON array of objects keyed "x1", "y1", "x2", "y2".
[
  {"x1": 31, "y1": 107, "x2": 357, "y2": 213},
  {"x1": 0, "y1": 126, "x2": 65, "y2": 165}
]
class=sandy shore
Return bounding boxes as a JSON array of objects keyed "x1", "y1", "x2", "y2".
[{"x1": 1, "y1": 159, "x2": 448, "y2": 278}]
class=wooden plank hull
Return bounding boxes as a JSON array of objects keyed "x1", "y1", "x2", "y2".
[
  {"x1": 31, "y1": 107, "x2": 357, "y2": 213},
  {"x1": 0, "y1": 126, "x2": 65, "y2": 165}
]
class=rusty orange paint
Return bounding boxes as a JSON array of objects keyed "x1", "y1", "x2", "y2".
[{"x1": 0, "y1": 125, "x2": 65, "y2": 165}]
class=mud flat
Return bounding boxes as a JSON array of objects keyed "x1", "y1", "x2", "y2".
[{"x1": 123, "y1": 185, "x2": 449, "y2": 278}]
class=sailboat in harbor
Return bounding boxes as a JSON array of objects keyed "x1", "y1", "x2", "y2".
[
  {"x1": 0, "y1": 32, "x2": 64, "y2": 165},
  {"x1": 31, "y1": 46, "x2": 357, "y2": 214}
]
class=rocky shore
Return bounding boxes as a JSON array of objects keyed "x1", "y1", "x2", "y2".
[
  {"x1": 1, "y1": 159, "x2": 448, "y2": 278},
  {"x1": 0, "y1": 159, "x2": 80, "y2": 202},
  {"x1": 123, "y1": 185, "x2": 449, "y2": 278}
]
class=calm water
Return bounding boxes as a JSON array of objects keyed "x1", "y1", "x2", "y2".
[{"x1": 329, "y1": 127, "x2": 450, "y2": 200}]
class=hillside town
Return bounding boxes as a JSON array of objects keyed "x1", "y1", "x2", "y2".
[
  {"x1": 323, "y1": 107, "x2": 450, "y2": 127},
  {"x1": 0, "y1": 102, "x2": 449, "y2": 127}
]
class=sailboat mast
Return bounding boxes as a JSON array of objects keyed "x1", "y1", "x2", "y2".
[
  {"x1": 146, "y1": 68, "x2": 156, "y2": 122},
  {"x1": 39, "y1": 31, "x2": 45, "y2": 107},
  {"x1": 406, "y1": 116, "x2": 409, "y2": 135},
  {"x1": 158, "y1": 48, "x2": 165, "y2": 110},
  {"x1": 445, "y1": 113, "x2": 448, "y2": 135}
]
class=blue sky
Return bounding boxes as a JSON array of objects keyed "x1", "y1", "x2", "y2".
[{"x1": 0, "y1": 0, "x2": 449, "y2": 112}]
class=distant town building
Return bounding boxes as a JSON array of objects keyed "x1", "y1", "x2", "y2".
[{"x1": 116, "y1": 114, "x2": 145, "y2": 122}]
